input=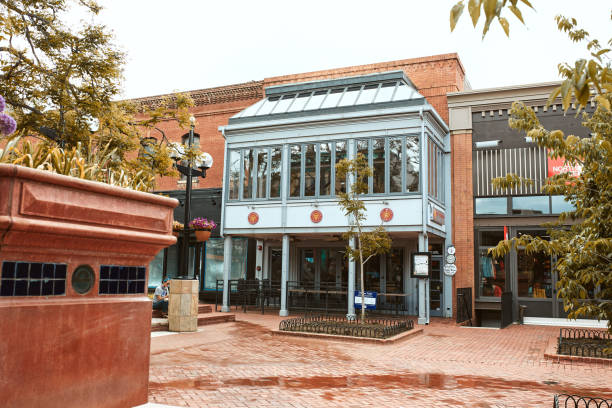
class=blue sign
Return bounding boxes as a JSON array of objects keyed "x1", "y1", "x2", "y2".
[{"x1": 354, "y1": 290, "x2": 377, "y2": 310}]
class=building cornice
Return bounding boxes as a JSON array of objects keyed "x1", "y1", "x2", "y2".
[{"x1": 447, "y1": 81, "x2": 561, "y2": 110}]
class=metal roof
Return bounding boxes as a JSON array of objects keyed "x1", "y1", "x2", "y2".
[{"x1": 230, "y1": 71, "x2": 424, "y2": 122}]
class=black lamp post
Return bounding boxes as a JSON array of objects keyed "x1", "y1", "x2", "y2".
[{"x1": 174, "y1": 116, "x2": 210, "y2": 279}]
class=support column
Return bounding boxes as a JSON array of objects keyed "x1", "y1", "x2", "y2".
[
  {"x1": 255, "y1": 239, "x2": 264, "y2": 280},
  {"x1": 347, "y1": 237, "x2": 356, "y2": 320},
  {"x1": 279, "y1": 234, "x2": 290, "y2": 317},
  {"x1": 418, "y1": 232, "x2": 429, "y2": 325},
  {"x1": 221, "y1": 235, "x2": 232, "y2": 312}
]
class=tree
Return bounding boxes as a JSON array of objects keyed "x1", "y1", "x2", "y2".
[
  {"x1": 0, "y1": 0, "x2": 201, "y2": 191},
  {"x1": 336, "y1": 154, "x2": 392, "y2": 322},
  {"x1": 451, "y1": 1, "x2": 612, "y2": 330}
]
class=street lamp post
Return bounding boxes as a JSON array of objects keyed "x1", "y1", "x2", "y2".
[{"x1": 173, "y1": 115, "x2": 211, "y2": 279}]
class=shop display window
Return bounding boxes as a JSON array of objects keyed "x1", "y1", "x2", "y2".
[
  {"x1": 477, "y1": 230, "x2": 506, "y2": 297},
  {"x1": 517, "y1": 230, "x2": 552, "y2": 298},
  {"x1": 512, "y1": 196, "x2": 550, "y2": 215}
]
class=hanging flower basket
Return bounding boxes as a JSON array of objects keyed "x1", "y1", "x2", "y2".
[
  {"x1": 188, "y1": 217, "x2": 217, "y2": 242},
  {"x1": 195, "y1": 230, "x2": 211, "y2": 242}
]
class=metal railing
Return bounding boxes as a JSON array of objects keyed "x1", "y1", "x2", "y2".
[
  {"x1": 557, "y1": 328, "x2": 612, "y2": 359},
  {"x1": 279, "y1": 313, "x2": 414, "y2": 339},
  {"x1": 554, "y1": 394, "x2": 612, "y2": 408},
  {"x1": 215, "y1": 279, "x2": 282, "y2": 314}
]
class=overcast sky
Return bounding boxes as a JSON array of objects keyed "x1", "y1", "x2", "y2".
[{"x1": 93, "y1": 1, "x2": 611, "y2": 99}]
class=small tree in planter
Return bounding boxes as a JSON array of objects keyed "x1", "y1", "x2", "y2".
[
  {"x1": 336, "y1": 153, "x2": 392, "y2": 322},
  {"x1": 188, "y1": 217, "x2": 217, "y2": 242}
]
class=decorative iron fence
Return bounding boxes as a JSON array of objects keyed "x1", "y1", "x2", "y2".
[
  {"x1": 215, "y1": 279, "x2": 281, "y2": 314},
  {"x1": 279, "y1": 314, "x2": 414, "y2": 339},
  {"x1": 557, "y1": 328, "x2": 612, "y2": 359},
  {"x1": 554, "y1": 394, "x2": 612, "y2": 408}
]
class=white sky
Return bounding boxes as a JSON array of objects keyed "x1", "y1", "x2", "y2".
[{"x1": 92, "y1": 0, "x2": 611, "y2": 99}]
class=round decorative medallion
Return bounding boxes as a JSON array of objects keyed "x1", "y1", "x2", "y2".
[
  {"x1": 310, "y1": 210, "x2": 323, "y2": 223},
  {"x1": 247, "y1": 212, "x2": 259, "y2": 225},
  {"x1": 380, "y1": 208, "x2": 393, "y2": 222}
]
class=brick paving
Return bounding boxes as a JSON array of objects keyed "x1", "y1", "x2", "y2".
[{"x1": 148, "y1": 310, "x2": 612, "y2": 407}]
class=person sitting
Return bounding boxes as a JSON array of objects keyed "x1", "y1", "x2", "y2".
[{"x1": 153, "y1": 277, "x2": 170, "y2": 315}]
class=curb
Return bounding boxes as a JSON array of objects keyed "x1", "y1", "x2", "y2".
[
  {"x1": 271, "y1": 327, "x2": 424, "y2": 344},
  {"x1": 543, "y1": 336, "x2": 612, "y2": 366}
]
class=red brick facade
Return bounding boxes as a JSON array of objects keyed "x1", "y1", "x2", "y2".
[
  {"x1": 450, "y1": 131, "x2": 475, "y2": 321},
  {"x1": 133, "y1": 53, "x2": 466, "y2": 192}
]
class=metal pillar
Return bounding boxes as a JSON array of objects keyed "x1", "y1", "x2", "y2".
[
  {"x1": 347, "y1": 237, "x2": 356, "y2": 320},
  {"x1": 221, "y1": 235, "x2": 232, "y2": 312},
  {"x1": 279, "y1": 234, "x2": 290, "y2": 317},
  {"x1": 418, "y1": 232, "x2": 429, "y2": 325}
]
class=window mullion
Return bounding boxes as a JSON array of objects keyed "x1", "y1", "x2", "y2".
[
  {"x1": 300, "y1": 144, "x2": 305, "y2": 198},
  {"x1": 315, "y1": 143, "x2": 320, "y2": 197},
  {"x1": 368, "y1": 139, "x2": 373, "y2": 194},
  {"x1": 385, "y1": 138, "x2": 390, "y2": 194},
  {"x1": 252, "y1": 148, "x2": 258, "y2": 200}
]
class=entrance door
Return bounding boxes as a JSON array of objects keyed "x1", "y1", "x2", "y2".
[
  {"x1": 269, "y1": 248, "x2": 282, "y2": 283},
  {"x1": 515, "y1": 229, "x2": 564, "y2": 318},
  {"x1": 430, "y1": 256, "x2": 443, "y2": 317}
]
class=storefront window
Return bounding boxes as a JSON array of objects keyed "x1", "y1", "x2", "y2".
[
  {"x1": 301, "y1": 249, "x2": 315, "y2": 282},
  {"x1": 357, "y1": 139, "x2": 369, "y2": 190},
  {"x1": 228, "y1": 150, "x2": 240, "y2": 200},
  {"x1": 319, "y1": 143, "x2": 332, "y2": 196},
  {"x1": 517, "y1": 230, "x2": 552, "y2": 298},
  {"x1": 475, "y1": 197, "x2": 508, "y2": 215},
  {"x1": 373, "y1": 138, "x2": 385, "y2": 193},
  {"x1": 270, "y1": 148, "x2": 281, "y2": 198},
  {"x1": 256, "y1": 149, "x2": 267, "y2": 199},
  {"x1": 319, "y1": 249, "x2": 335, "y2": 283},
  {"x1": 203, "y1": 238, "x2": 248, "y2": 290},
  {"x1": 148, "y1": 250, "x2": 164, "y2": 288},
  {"x1": 290, "y1": 145, "x2": 301, "y2": 197},
  {"x1": 386, "y1": 249, "x2": 403, "y2": 293},
  {"x1": 406, "y1": 136, "x2": 420, "y2": 192},
  {"x1": 477, "y1": 230, "x2": 506, "y2": 297}
]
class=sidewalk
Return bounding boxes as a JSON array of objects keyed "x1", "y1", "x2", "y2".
[{"x1": 147, "y1": 310, "x2": 612, "y2": 407}]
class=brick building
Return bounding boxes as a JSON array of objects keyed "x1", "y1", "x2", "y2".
[{"x1": 144, "y1": 54, "x2": 469, "y2": 319}]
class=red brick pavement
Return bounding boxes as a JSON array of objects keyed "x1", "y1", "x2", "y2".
[{"x1": 148, "y1": 312, "x2": 612, "y2": 407}]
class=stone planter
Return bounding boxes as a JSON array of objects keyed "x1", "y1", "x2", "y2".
[
  {"x1": 0, "y1": 164, "x2": 178, "y2": 408},
  {"x1": 195, "y1": 230, "x2": 211, "y2": 242}
]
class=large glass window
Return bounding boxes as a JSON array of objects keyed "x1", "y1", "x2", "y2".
[
  {"x1": 386, "y1": 248, "x2": 403, "y2": 293},
  {"x1": 242, "y1": 149, "x2": 254, "y2": 200},
  {"x1": 428, "y1": 139, "x2": 444, "y2": 202},
  {"x1": 551, "y1": 195, "x2": 575, "y2": 213},
  {"x1": 477, "y1": 230, "x2": 506, "y2": 297},
  {"x1": 290, "y1": 145, "x2": 302, "y2": 197},
  {"x1": 475, "y1": 197, "x2": 508, "y2": 215},
  {"x1": 304, "y1": 144, "x2": 316, "y2": 197},
  {"x1": 270, "y1": 148, "x2": 281, "y2": 198},
  {"x1": 319, "y1": 143, "x2": 332, "y2": 196},
  {"x1": 148, "y1": 250, "x2": 164, "y2": 288},
  {"x1": 228, "y1": 150, "x2": 240, "y2": 200},
  {"x1": 372, "y1": 138, "x2": 385, "y2": 194},
  {"x1": 256, "y1": 149, "x2": 268, "y2": 199},
  {"x1": 389, "y1": 138, "x2": 402, "y2": 193},
  {"x1": 512, "y1": 196, "x2": 550, "y2": 215},
  {"x1": 406, "y1": 136, "x2": 420, "y2": 192},
  {"x1": 335, "y1": 141, "x2": 347, "y2": 195},
  {"x1": 357, "y1": 139, "x2": 369, "y2": 190}
]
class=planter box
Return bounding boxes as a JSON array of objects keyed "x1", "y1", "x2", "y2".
[{"x1": 0, "y1": 164, "x2": 178, "y2": 408}]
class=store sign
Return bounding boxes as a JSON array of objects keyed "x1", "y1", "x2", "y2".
[
  {"x1": 310, "y1": 210, "x2": 323, "y2": 223},
  {"x1": 354, "y1": 291, "x2": 377, "y2": 310},
  {"x1": 547, "y1": 155, "x2": 582, "y2": 178},
  {"x1": 411, "y1": 252, "x2": 431, "y2": 279},
  {"x1": 380, "y1": 208, "x2": 394, "y2": 222},
  {"x1": 247, "y1": 212, "x2": 259, "y2": 225},
  {"x1": 428, "y1": 204, "x2": 445, "y2": 226}
]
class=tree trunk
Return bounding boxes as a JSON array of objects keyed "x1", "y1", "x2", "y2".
[{"x1": 358, "y1": 237, "x2": 365, "y2": 323}]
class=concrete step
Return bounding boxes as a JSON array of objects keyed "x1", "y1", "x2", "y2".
[
  {"x1": 198, "y1": 304, "x2": 212, "y2": 314},
  {"x1": 197, "y1": 313, "x2": 235, "y2": 326}
]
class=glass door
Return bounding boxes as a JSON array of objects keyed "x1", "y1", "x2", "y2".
[{"x1": 430, "y1": 257, "x2": 443, "y2": 316}]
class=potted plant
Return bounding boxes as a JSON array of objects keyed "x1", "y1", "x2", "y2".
[
  {"x1": 188, "y1": 217, "x2": 216, "y2": 242},
  {"x1": 172, "y1": 221, "x2": 184, "y2": 237}
]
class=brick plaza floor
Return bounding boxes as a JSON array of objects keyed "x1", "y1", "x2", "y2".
[{"x1": 148, "y1": 311, "x2": 612, "y2": 407}]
